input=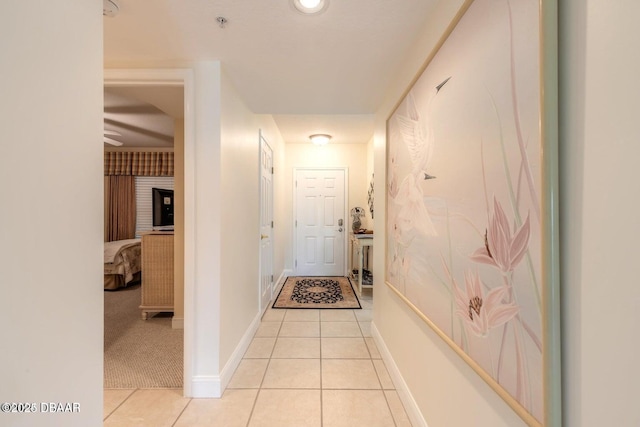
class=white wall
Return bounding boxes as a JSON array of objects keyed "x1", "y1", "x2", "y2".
[
  {"x1": 191, "y1": 61, "x2": 223, "y2": 396},
  {"x1": 372, "y1": 0, "x2": 528, "y2": 425},
  {"x1": 102, "y1": 64, "x2": 287, "y2": 398},
  {"x1": 559, "y1": 1, "x2": 640, "y2": 425},
  {"x1": 0, "y1": 2, "x2": 103, "y2": 426},
  {"x1": 284, "y1": 143, "x2": 371, "y2": 271},
  {"x1": 219, "y1": 69, "x2": 262, "y2": 367},
  {"x1": 218, "y1": 67, "x2": 287, "y2": 388}
]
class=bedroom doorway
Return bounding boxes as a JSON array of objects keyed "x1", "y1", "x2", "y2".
[{"x1": 104, "y1": 70, "x2": 192, "y2": 392}]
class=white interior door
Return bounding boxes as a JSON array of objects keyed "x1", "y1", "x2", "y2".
[
  {"x1": 295, "y1": 168, "x2": 346, "y2": 276},
  {"x1": 259, "y1": 133, "x2": 274, "y2": 311}
]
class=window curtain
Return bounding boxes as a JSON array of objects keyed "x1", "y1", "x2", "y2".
[
  {"x1": 104, "y1": 151, "x2": 171, "y2": 241},
  {"x1": 104, "y1": 176, "x2": 136, "y2": 242},
  {"x1": 104, "y1": 151, "x2": 174, "y2": 176}
]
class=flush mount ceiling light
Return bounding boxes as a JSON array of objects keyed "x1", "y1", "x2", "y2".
[
  {"x1": 292, "y1": 0, "x2": 329, "y2": 15},
  {"x1": 309, "y1": 134, "x2": 332, "y2": 145}
]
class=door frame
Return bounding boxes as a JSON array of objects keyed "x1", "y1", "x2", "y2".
[
  {"x1": 258, "y1": 130, "x2": 274, "y2": 312},
  {"x1": 292, "y1": 167, "x2": 349, "y2": 277},
  {"x1": 104, "y1": 68, "x2": 196, "y2": 396}
]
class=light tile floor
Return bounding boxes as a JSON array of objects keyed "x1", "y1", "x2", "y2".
[{"x1": 104, "y1": 290, "x2": 412, "y2": 426}]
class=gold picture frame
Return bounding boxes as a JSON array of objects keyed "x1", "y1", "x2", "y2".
[{"x1": 384, "y1": 0, "x2": 559, "y2": 425}]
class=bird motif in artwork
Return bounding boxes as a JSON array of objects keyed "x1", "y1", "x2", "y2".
[
  {"x1": 395, "y1": 77, "x2": 450, "y2": 182},
  {"x1": 390, "y1": 76, "x2": 451, "y2": 238}
]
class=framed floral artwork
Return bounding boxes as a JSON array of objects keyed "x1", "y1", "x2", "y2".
[
  {"x1": 385, "y1": 0, "x2": 560, "y2": 425},
  {"x1": 368, "y1": 173, "x2": 374, "y2": 219}
]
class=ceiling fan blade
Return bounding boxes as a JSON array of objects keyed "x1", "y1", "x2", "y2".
[
  {"x1": 104, "y1": 130, "x2": 121, "y2": 136},
  {"x1": 104, "y1": 137, "x2": 124, "y2": 146}
]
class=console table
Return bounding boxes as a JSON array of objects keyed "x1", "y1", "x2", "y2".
[
  {"x1": 140, "y1": 231, "x2": 174, "y2": 319},
  {"x1": 350, "y1": 233, "x2": 373, "y2": 295}
]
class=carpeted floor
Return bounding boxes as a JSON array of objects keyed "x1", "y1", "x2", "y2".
[
  {"x1": 104, "y1": 284, "x2": 183, "y2": 388},
  {"x1": 273, "y1": 276, "x2": 361, "y2": 309}
]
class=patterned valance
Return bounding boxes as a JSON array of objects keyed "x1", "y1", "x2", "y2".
[{"x1": 104, "y1": 152, "x2": 174, "y2": 176}]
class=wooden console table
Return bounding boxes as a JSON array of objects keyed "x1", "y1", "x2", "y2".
[{"x1": 140, "y1": 231, "x2": 174, "y2": 319}]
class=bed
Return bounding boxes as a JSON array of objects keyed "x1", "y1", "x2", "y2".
[{"x1": 104, "y1": 238, "x2": 142, "y2": 290}]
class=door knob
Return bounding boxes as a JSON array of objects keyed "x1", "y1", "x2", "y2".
[
  {"x1": 338, "y1": 228, "x2": 343, "y2": 232},
  {"x1": 261, "y1": 234, "x2": 269, "y2": 239}
]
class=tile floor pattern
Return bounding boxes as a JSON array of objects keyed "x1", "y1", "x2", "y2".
[{"x1": 104, "y1": 292, "x2": 413, "y2": 426}]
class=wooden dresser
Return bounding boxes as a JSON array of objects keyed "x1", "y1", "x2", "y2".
[{"x1": 140, "y1": 231, "x2": 174, "y2": 319}]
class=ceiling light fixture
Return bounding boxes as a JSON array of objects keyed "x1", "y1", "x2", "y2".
[
  {"x1": 292, "y1": 0, "x2": 329, "y2": 15},
  {"x1": 309, "y1": 134, "x2": 331, "y2": 145}
]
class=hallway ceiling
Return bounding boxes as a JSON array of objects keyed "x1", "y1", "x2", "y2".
[{"x1": 103, "y1": 0, "x2": 440, "y2": 145}]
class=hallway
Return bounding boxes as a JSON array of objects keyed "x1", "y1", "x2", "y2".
[{"x1": 103, "y1": 290, "x2": 412, "y2": 426}]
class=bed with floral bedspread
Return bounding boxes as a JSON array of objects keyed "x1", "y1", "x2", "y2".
[{"x1": 104, "y1": 238, "x2": 141, "y2": 290}]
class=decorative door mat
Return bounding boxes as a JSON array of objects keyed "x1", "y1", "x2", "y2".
[{"x1": 272, "y1": 276, "x2": 361, "y2": 309}]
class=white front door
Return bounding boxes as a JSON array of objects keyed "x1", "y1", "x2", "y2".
[
  {"x1": 295, "y1": 168, "x2": 346, "y2": 276},
  {"x1": 259, "y1": 133, "x2": 274, "y2": 311}
]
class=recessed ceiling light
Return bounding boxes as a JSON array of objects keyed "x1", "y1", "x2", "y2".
[
  {"x1": 309, "y1": 134, "x2": 332, "y2": 145},
  {"x1": 292, "y1": 0, "x2": 329, "y2": 15}
]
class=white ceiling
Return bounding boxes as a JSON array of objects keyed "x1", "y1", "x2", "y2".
[
  {"x1": 104, "y1": 87, "x2": 180, "y2": 148},
  {"x1": 103, "y1": 0, "x2": 440, "y2": 146}
]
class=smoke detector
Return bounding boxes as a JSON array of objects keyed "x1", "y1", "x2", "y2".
[{"x1": 103, "y1": 0, "x2": 119, "y2": 17}]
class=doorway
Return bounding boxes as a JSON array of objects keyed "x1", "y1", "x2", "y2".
[
  {"x1": 259, "y1": 132, "x2": 274, "y2": 311},
  {"x1": 294, "y1": 168, "x2": 348, "y2": 276},
  {"x1": 104, "y1": 68, "x2": 195, "y2": 395}
]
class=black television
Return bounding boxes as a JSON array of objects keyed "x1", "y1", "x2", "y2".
[{"x1": 152, "y1": 187, "x2": 174, "y2": 230}]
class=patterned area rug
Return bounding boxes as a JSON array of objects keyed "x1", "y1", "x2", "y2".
[{"x1": 273, "y1": 276, "x2": 361, "y2": 309}]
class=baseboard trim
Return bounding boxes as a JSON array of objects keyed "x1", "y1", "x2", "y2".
[
  {"x1": 371, "y1": 322, "x2": 428, "y2": 427},
  {"x1": 273, "y1": 269, "x2": 292, "y2": 296},
  {"x1": 218, "y1": 310, "x2": 262, "y2": 393},
  {"x1": 189, "y1": 310, "x2": 261, "y2": 398},
  {"x1": 172, "y1": 316, "x2": 184, "y2": 329},
  {"x1": 190, "y1": 375, "x2": 221, "y2": 398}
]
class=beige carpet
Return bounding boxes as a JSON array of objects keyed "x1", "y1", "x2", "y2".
[
  {"x1": 273, "y1": 276, "x2": 361, "y2": 309},
  {"x1": 104, "y1": 284, "x2": 183, "y2": 388}
]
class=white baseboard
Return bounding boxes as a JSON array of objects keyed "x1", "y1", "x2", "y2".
[
  {"x1": 187, "y1": 270, "x2": 289, "y2": 399},
  {"x1": 218, "y1": 310, "x2": 262, "y2": 393},
  {"x1": 371, "y1": 322, "x2": 428, "y2": 427},
  {"x1": 188, "y1": 280, "x2": 278, "y2": 399},
  {"x1": 172, "y1": 316, "x2": 184, "y2": 329},
  {"x1": 190, "y1": 375, "x2": 221, "y2": 398},
  {"x1": 273, "y1": 269, "x2": 292, "y2": 296},
  {"x1": 188, "y1": 310, "x2": 261, "y2": 398}
]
